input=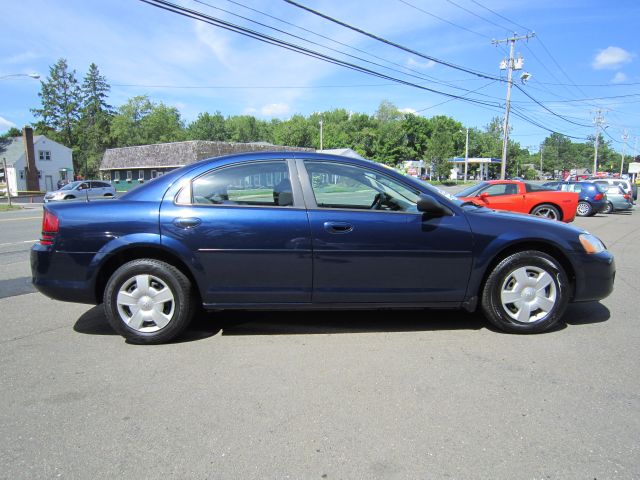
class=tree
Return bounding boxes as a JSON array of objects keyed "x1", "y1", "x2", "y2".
[
  {"x1": 186, "y1": 112, "x2": 227, "y2": 141},
  {"x1": 78, "y1": 63, "x2": 113, "y2": 176},
  {"x1": 0, "y1": 127, "x2": 21, "y2": 138},
  {"x1": 111, "y1": 96, "x2": 185, "y2": 147},
  {"x1": 31, "y1": 58, "x2": 82, "y2": 148}
]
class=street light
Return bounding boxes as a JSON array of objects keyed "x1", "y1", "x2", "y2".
[{"x1": 0, "y1": 73, "x2": 40, "y2": 80}]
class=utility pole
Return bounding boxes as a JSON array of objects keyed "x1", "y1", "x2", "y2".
[
  {"x1": 492, "y1": 31, "x2": 535, "y2": 180},
  {"x1": 592, "y1": 109, "x2": 606, "y2": 175},
  {"x1": 2, "y1": 158, "x2": 12, "y2": 207},
  {"x1": 319, "y1": 118, "x2": 324, "y2": 150},
  {"x1": 539, "y1": 143, "x2": 544, "y2": 178},
  {"x1": 620, "y1": 129, "x2": 629, "y2": 175},
  {"x1": 464, "y1": 127, "x2": 469, "y2": 182}
]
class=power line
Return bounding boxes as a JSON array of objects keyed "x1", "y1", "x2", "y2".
[
  {"x1": 467, "y1": 0, "x2": 531, "y2": 32},
  {"x1": 111, "y1": 82, "x2": 399, "y2": 89},
  {"x1": 138, "y1": 0, "x2": 503, "y2": 109},
  {"x1": 397, "y1": 0, "x2": 492, "y2": 39},
  {"x1": 283, "y1": 0, "x2": 502, "y2": 81},
  {"x1": 201, "y1": 0, "x2": 474, "y2": 91},
  {"x1": 442, "y1": 0, "x2": 512, "y2": 32}
]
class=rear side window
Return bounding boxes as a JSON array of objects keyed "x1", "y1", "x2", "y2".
[{"x1": 191, "y1": 161, "x2": 292, "y2": 207}]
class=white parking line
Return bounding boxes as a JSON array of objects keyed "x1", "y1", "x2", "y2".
[
  {"x1": 0, "y1": 240, "x2": 38, "y2": 247},
  {"x1": 0, "y1": 216, "x2": 41, "y2": 222}
]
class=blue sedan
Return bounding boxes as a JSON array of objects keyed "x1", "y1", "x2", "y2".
[{"x1": 31, "y1": 152, "x2": 615, "y2": 343}]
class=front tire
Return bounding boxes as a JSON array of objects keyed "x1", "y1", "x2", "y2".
[
  {"x1": 104, "y1": 259, "x2": 195, "y2": 344},
  {"x1": 576, "y1": 201, "x2": 593, "y2": 217},
  {"x1": 481, "y1": 251, "x2": 570, "y2": 334}
]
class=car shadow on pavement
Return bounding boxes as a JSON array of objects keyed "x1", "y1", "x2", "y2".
[{"x1": 74, "y1": 301, "x2": 610, "y2": 342}]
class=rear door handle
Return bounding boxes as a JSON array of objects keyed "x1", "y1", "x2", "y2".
[
  {"x1": 323, "y1": 222, "x2": 353, "y2": 234},
  {"x1": 173, "y1": 217, "x2": 202, "y2": 229}
]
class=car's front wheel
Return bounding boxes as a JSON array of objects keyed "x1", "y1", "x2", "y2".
[
  {"x1": 104, "y1": 259, "x2": 195, "y2": 344},
  {"x1": 481, "y1": 251, "x2": 570, "y2": 334}
]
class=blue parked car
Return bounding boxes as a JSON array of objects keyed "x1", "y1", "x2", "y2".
[
  {"x1": 31, "y1": 152, "x2": 615, "y2": 344},
  {"x1": 542, "y1": 181, "x2": 608, "y2": 216}
]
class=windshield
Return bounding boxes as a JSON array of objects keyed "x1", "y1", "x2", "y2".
[{"x1": 60, "y1": 181, "x2": 81, "y2": 191}]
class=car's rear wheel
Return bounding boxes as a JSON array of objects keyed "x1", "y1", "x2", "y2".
[
  {"x1": 104, "y1": 259, "x2": 195, "y2": 344},
  {"x1": 530, "y1": 204, "x2": 561, "y2": 220},
  {"x1": 576, "y1": 201, "x2": 593, "y2": 217},
  {"x1": 602, "y1": 201, "x2": 614, "y2": 214},
  {"x1": 481, "y1": 250, "x2": 570, "y2": 334}
]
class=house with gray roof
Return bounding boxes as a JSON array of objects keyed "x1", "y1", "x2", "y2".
[
  {"x1": 100, "y1": 140, "x2": 314, "y2": 191},
  {"x1": 0, "y1": 127, "x2": 73, "y2": 194}
]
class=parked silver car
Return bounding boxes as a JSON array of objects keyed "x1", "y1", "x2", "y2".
[
  {"x1": 588, "y1": 178, "x2": 637, "y2": 201},
  {"x1": 601, "y1": 185, "x2": 634, "y2": 213},
  {"x1": 44, "y1": 180, "x2": 116, "y2": 203}
]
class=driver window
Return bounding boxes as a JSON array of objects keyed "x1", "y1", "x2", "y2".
[
  {"x1": 480, "y1": 183, "x2": 517, "y2": 196},
  {"x1": 304, "y1": 161, "x2": 420, "y2": 212}
]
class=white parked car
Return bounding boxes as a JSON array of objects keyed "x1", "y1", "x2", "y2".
[{"x1": 44, "y1": 180, "x2": 116, "y2": 203}]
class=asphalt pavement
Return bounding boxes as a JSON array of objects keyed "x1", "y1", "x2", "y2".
[{"x1": 0, "y1": 202, "x2": 639, "y2": 479}]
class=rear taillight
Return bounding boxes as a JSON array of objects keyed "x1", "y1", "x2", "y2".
[
  {"x1": 594, "y1": 193, "x2": 603, "y2": 201},
  {"x1": 40, "y1": 210, "x2": 59, "y2": 245}
]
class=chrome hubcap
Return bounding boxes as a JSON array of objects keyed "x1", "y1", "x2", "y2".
[
  {"x1": 535, "y1": 207, "x2": 558, "y2": 219},
  {"x1": 577, "y1": 203, "x2": 590, "y2": 215},
  {"x1": 500, "y1": 266, "x2": 557, "y2": 323},
  {"x1": 116, "y1": 274, "x2": 175, "y2": 332}
]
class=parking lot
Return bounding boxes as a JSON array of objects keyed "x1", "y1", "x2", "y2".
[{"x1": 1, "y1": 205, "x2": 639, "y2": 479}]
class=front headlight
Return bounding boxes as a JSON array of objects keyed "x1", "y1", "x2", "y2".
[{"x1": 579, "y1": 233, "x2": 606, "y2": 254}]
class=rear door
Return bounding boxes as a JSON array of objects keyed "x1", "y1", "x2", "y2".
[{"x1": 160, "y1": 159, "x2": 313, "y2": 305}]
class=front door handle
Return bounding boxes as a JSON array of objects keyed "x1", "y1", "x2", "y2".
[
  {"x1": 173, "y1": 217, "x2": 201, "y2": 229},
  {"x1": 323, "y1": 222, "x2": 353, "y2": 234}
]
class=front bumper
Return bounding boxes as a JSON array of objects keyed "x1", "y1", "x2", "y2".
[{"x1": 570, "y1": 250, "x2": 615, "y2": 302}]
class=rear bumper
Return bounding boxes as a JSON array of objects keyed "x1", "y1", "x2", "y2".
[
  {"x1": 570, "y1": 250, "x2": 615, "y2": 302},
  {"x1": 30, "y1": 244, "x2": 98, "y2": 304}
]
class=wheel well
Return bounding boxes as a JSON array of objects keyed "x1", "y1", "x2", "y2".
[
  {"x1": 530, "y1": 203, "x2": 563, "y2": 221},
  {"x1": 480, "y1": 241, "x2": 576, "y2": 301},
  {"x1": 94, "y1": 246, "x2": 201, "y2": 306}
]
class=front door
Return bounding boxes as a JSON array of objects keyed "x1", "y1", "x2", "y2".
[
  {"x1": 45, "y1": 175, "x2": 53, "y2": 191},
  {"x1": 299, "y1": 160, "x2": 473, "y2": 304},
  {"x1": 160, "y1": 159, "x2": 312, "y2": 305}
]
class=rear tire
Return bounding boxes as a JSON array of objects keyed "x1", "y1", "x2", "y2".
[
  {"x1": 104, "y1": 259, "x2": 195, "y2": 344},
  {"x1": 481, "y1": 250, "x2": 570, "y2": 334},
  {"x1": 576, "y1": 201, "x2": 593, "y2": 217},
  {"x1": 530, "y1": 204, "x2": 561, "y2": 220},
  {"x1": 602, "y1": 201, "x2": 614, "y2": 214}
]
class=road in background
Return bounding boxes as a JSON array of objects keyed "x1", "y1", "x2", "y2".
[{"x1": 0, "y1": 203, "x2": 638, "y2": 479}]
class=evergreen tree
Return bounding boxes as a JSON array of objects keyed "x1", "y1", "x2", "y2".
[
  {"x1": 78, "y1": 63, "x2": 113, "y2": 176},
  {"x1": 31, "y1": 58, "x2": 82, "y2": 148}
]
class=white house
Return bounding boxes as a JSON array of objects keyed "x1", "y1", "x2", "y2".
[{"x1": 0, "y1": 128, "x2": 74, "y2": 193}]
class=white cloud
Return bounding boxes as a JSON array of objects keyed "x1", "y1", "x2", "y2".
[
  {"x1": 260, "y1": 103, "x2": 291, "y2": 117},
  {"x1": 399, "y1": 107, "x2": 417, "y2": 114},
  {"x1": 0, "y1": 116, "x2": 16, "y2": 132},
  {"x1": 592, "y1": 46, "x2": 634, "y2": 70},
  {"x1": 611, "y1": 72, "x2": 628, "y2": 83},
  {"x1": 194, "y1": 22, "x2": 230, "y2": 66},
  {"x1": 407, "y1": 58, "x2": 436, "y2": 70}
]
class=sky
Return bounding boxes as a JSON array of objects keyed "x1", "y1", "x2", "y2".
[{"x1": 1, "y1": 0, "x2": 639, "y2": 154}]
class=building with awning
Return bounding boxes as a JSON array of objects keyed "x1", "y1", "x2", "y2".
[{"x1": 450, "y1": 157, "x2": 501, "y2": 180}]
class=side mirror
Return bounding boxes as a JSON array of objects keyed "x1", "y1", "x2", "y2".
[
  {"x1": 417, "y1": 194, "x2": 452, "y2": 216},
  {"x1": 478, "y1": 192, "x2": 489, "y2": 201}
]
